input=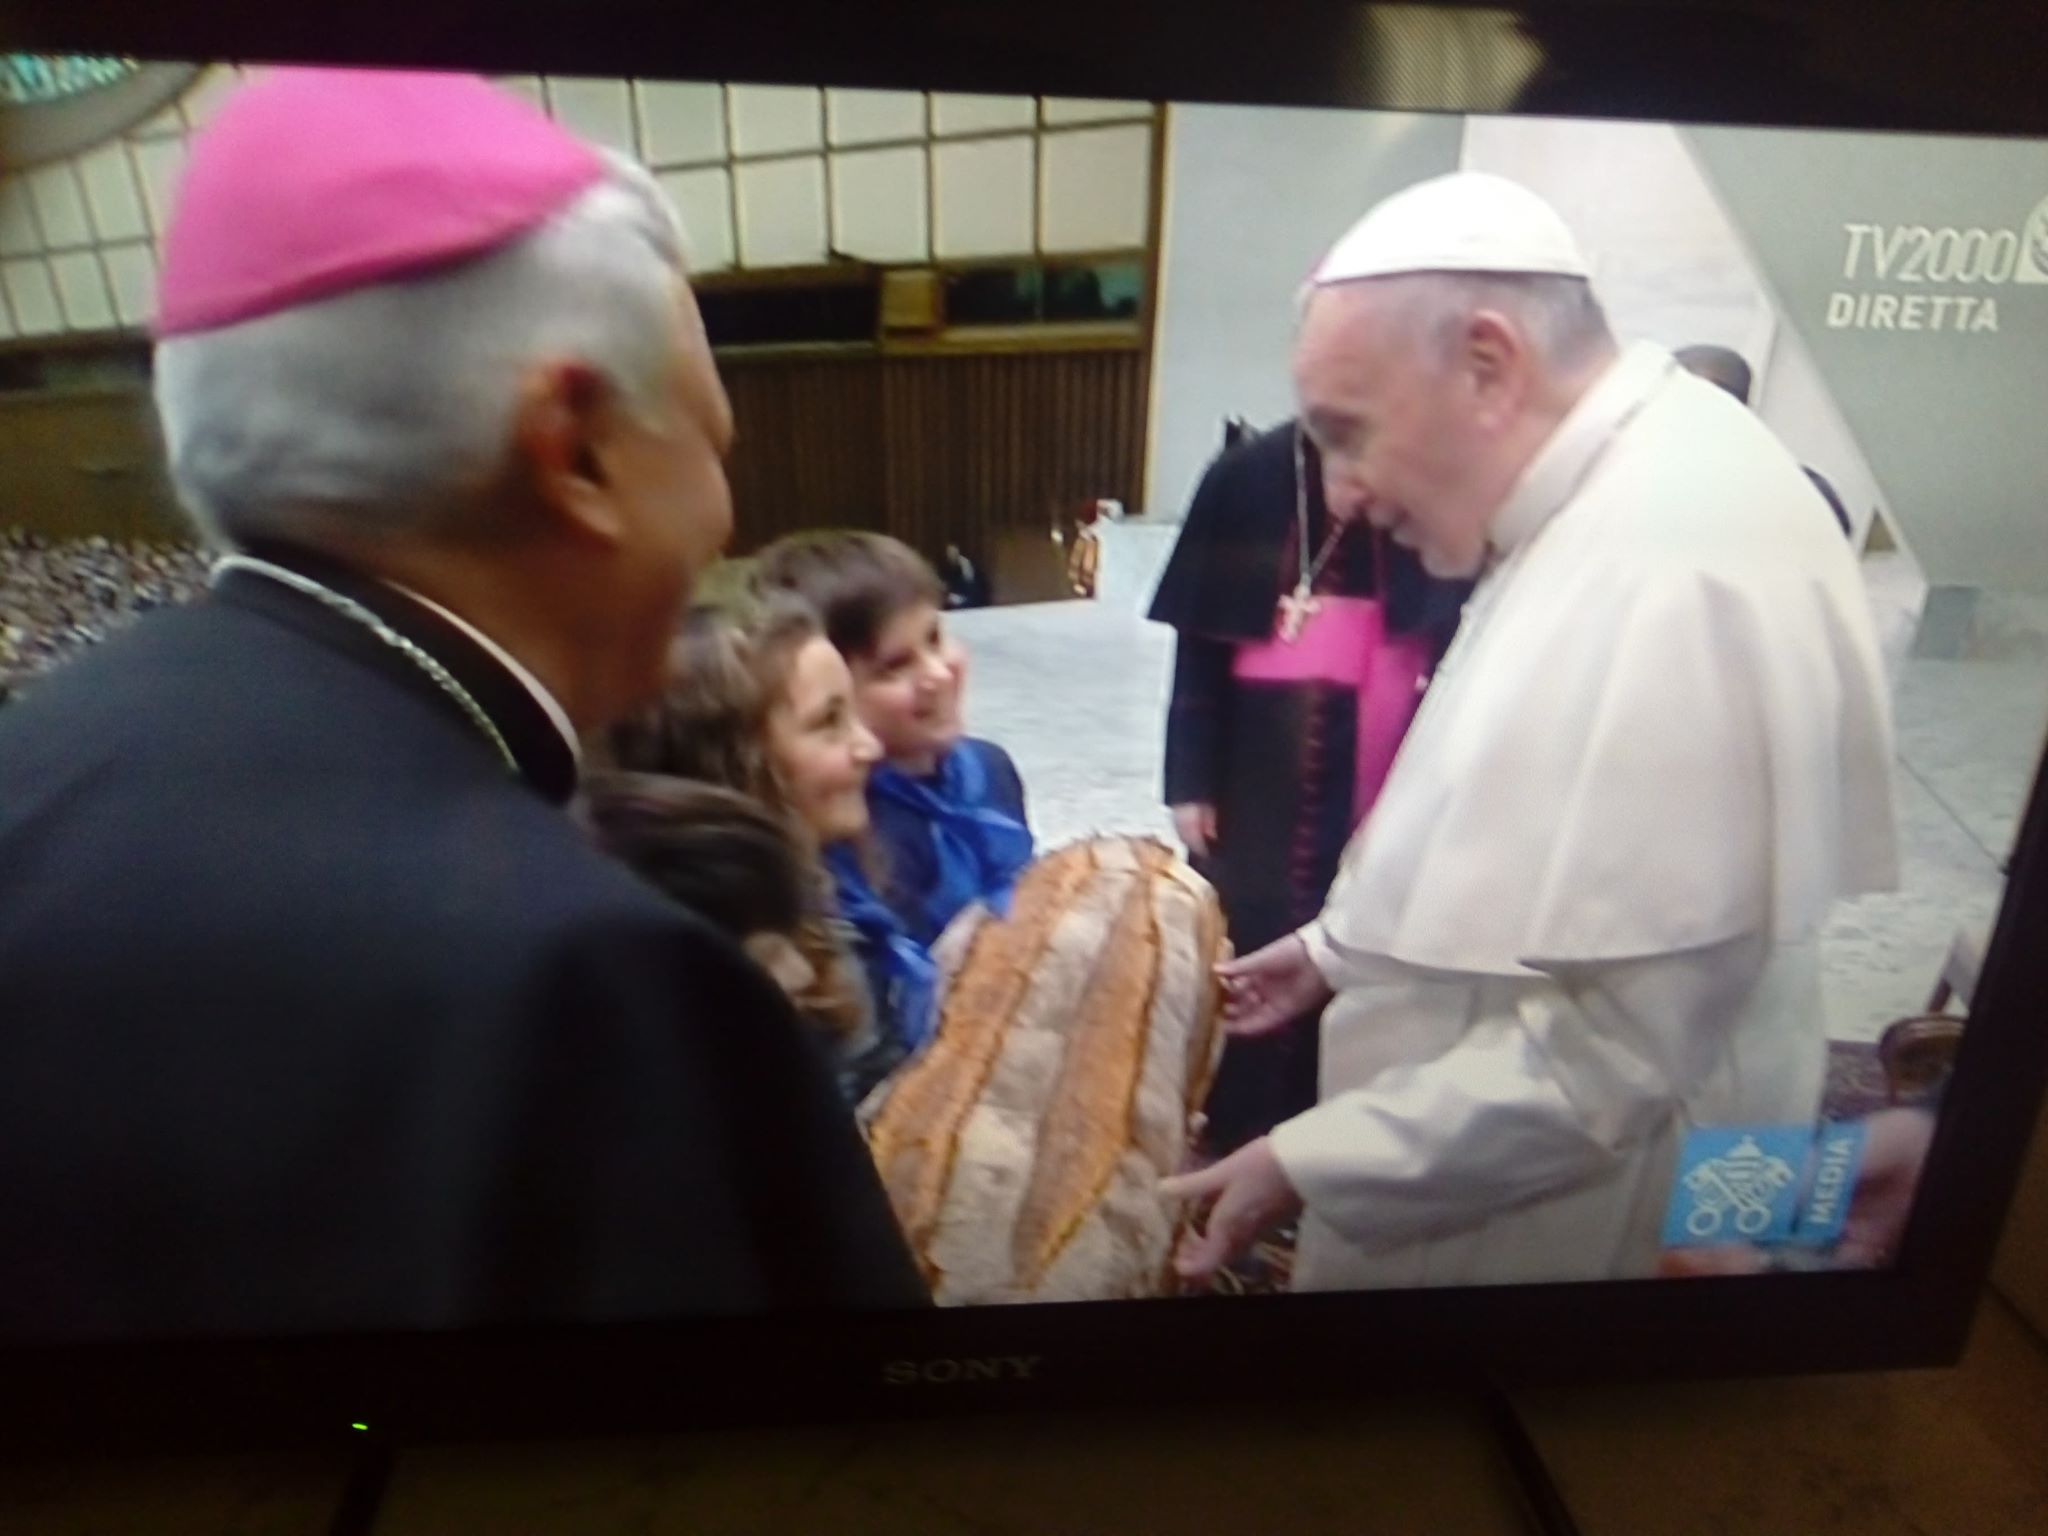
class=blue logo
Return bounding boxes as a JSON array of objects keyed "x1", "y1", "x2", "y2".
[
  {"x1": 1663, "y1": 1122, "x2": 1872, "y2": 1249},
  {"x1": 1794, "y1": 1121, "x2": 1868, "y2": 1244},
  {"x1": 1663, "y1": 1126, "x2": 1808, "y2": 1245}
]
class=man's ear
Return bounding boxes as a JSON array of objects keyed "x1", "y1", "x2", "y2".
[
  {"x1": 511, "y1": 360, "x2": 626, "y2": 543},
  {"x1": 1463, "y1": 310, "x2": 1527, "y2": 425}
]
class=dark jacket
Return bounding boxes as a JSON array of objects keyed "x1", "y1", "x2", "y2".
[{"x1": 0, "y1": 559, "x2": 926, "y2": 1340}]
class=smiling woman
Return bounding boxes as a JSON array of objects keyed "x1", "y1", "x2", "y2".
[{"x1": 602, "y1": 597, "x2": 917, "y2": 1105}]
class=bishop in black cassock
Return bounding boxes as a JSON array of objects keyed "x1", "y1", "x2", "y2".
[
  {"x1": 0, "y1": 69, "x2": 925, "y2": 1341},
  {"x1": 1149, "y1": 422, "x2": 1469, "y2": 1153}
]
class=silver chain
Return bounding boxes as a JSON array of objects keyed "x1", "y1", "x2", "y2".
[{"x1": 210, "y1": 555, "x2": 520, "y2": 776}]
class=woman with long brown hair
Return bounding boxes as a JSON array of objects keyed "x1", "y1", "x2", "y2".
[{"x1": 589, "y1": 595, "x2": 924, "y2": 1104}]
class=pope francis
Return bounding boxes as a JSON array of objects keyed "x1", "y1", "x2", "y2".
[{"x1": 1165, "y1": 172, "x2": 1899, "y2": 1291}]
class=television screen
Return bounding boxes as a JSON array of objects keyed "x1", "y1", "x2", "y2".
[{"x1": 2, "y1": 3, "x2": 2046, "y2": 1442}]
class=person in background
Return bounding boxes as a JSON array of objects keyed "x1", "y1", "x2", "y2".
[
  {"x1": 1166, "y1": 172, "x2": 1896, "y2": 1291},
  {"x1": 754, "y1": 531, "x2": 1034, "y2": 949},
  {"x1": 1148, "y1": 416, "x2": 1469, "y2": 1158},
  {"x1": 0, "y1": 69, "x2": 926, "y2": 1340},
  {"x1": 606, "y1": 599, "x2": 921, "y2": 1103},
  {"x1": 1675, "y1": 344, "x2": 1854, "y2": 538},
  {"x1": 938, "y1": 543, "x2": 991, "y2": 610}
]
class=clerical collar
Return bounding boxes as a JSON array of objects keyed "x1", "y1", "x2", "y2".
[
  {"x1": 1487, "y1": 342, "x2": 1677, "y2": 560},
  {"x1": 211, "y1": 543, "x2": 581, "y2": 805},
  {"x1": 380, "y1": 579, "x2": 582, "y2": 769}
]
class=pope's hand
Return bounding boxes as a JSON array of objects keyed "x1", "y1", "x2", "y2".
[
  {"x1": 1216, "y1": 934, "x2": 1332, "y2": 1036},
  {"x1": 1161, "y1": 1137, "x2": 1304, "y2": 1284}
]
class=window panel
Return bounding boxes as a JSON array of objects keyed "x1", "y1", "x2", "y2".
[
  {"x1": 933, "y1": 136, "x2": 1035, "y2": 259},
  {"x1": 50, "y1": 252, "x2": 115, "y2": 330},
  {"x1": 831, "y1": 146, "x2": 929, "y2": 264},
  {"x1": 728, "y1": 85, "x2": 823, "y2": 157},
  {"x1": 736, "y1": 155, "x2": 829, "y2": 268},
  {"x1": 826, "y1": 89, "x2": 926, "y2": 148},
  {"x1": 546, "y1": 77, "x2": 636, "y2": 154},
  {"x1": 637, "y1": 81, "x2": 727, "y2": 165},
  {"x1": 1040, "y1": 123, "x2": 1151, "y2": 253},
  {"x1": 3, "y1": 259, "x2": 64, "y2": 336},
  {"x1": 1041, "y1": 97, "x2": 1152, "y2": 126},
  {"x1": 930, "y1": 93, "x2": 1035, "y2": 136},
  {"x1": 658, "y1": 167, "x2": 736, "y2": 273}
]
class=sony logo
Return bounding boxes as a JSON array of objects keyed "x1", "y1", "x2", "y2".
[{"x1": 881, "y1": 1354, "x2": 1043, "y2": 1386}]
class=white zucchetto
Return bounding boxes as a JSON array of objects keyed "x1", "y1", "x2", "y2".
[{"x1": 1309, "y1": 171, "x2": 1592, "y2": 287}]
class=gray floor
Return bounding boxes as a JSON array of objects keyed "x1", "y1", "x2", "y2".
[{"x1": 952, "y1": 534, "x2": 2046, "y2": 1046}]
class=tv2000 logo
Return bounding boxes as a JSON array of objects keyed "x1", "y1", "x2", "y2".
[
  {"x1": 1824, "y1": 196, "x2": 2048, "y2": 334},
  {"x1": 1818, "y1": 196, "x2": 2048, "y2": 335}
]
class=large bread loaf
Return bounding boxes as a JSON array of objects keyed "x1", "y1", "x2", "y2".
[{"x1": 862, "y1": 836, "x2": 1227, "y2": 1305}]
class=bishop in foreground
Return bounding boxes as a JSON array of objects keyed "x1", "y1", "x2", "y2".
[
  {"x1": 0, "y1": 69, "x2": 925, "y2": 1338},
  {"x1": 1164, "y1": 172, "x2": 1899, "y2": 1290}
]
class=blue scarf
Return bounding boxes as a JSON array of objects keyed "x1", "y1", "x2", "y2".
[
  {"x1": 869, "y1": 744, "x2": 1034, "y2": 937},
  {"x1": 825, "y1": 844, "x2": 940, "y2": 1053}
]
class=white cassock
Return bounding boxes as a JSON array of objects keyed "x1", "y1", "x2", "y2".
[{"x1": 1268, "y1": 343, "x2": 1900, "y2": 1290}]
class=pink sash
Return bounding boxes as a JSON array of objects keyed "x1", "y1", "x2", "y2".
[{"x1": 1232, "y1": 595, "x2": 1429, "y2": 829}]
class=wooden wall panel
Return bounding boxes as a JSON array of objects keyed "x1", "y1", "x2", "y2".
[
  {"x1": 717, "y1": 346, "x2": 1148, "y2": 592},
  {"x1": 718, "y1": 355, "x2": 886, "y2": 548},
  {"x1": 0, "y1": 346, "x2": 1151, "y2": 608},
  {"x1": 0, "y1": 391, "x2": 186, "y2": 544}
]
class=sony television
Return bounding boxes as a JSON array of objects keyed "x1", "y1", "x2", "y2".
[{"x1": 2, "y1": 0, "x2": 2047, "y2": 1454}]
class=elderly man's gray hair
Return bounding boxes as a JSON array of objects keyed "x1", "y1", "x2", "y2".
[
  {"x1": 154, "y1": 150, "x2": 689, "y2": 551},
  {"x1": 1395, "y1": 270, "x2": 1614, "y2": 375}
]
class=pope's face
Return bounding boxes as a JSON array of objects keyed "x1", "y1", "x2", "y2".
[{"x1": 1292, "y1": 283, "x2": 1499, "y2": 579}]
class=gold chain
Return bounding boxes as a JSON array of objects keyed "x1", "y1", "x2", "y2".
[{"x1": 1293, "y1": 424, "x2": 1348, "y2": 594}]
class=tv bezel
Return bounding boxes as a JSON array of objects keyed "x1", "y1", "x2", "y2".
[{"x1": 4, "y1": 0, "x2": 2047, "y2": 1452}]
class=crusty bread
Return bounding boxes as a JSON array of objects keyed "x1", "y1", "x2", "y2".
[{"x1": 862, "y1": 837, "x2": 1228, "y2": 1305}]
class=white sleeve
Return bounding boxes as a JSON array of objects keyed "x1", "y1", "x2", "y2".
[
  {"x1": 1298, "y1": 918, "x2": 1350, "y2": 990},
  {"x1": 1268, "y1": 930, "x2": 1770, "y2": 1252}
]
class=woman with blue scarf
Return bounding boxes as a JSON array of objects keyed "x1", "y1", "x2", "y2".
[{"x1": 824, "y1": 842, "x2": 942, "y2": 1057}]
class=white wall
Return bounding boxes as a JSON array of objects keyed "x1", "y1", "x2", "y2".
[
  {"x1": 1461, "y1": 116, "x2": 1890, "y2": 551},
  {"x1": 1684, "y1": 123, "x2": 2048, "y2": 593},
  {"x1": 1141, "y1": 103, "x2": 1464, "y2": 523},
  {"x1": 1460, "y1": 117, "x2": 1779, "y2": 363},
  {"x1": 1754, "y1": 324, "x2": 1891, "y2": 550}
]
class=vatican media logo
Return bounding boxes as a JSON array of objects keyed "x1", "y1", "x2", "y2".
[
  {"x1": 1662, "y1": 1122, "x2": 1867, "y2": 1249},
  {"x1": 1824, "y1": 194, "x2": 2048, "y2": 335}
]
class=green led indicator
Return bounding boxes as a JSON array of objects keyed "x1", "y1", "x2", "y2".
[{"x1": 350, "y1": 1422, "x2": 369, "y2": 1432}]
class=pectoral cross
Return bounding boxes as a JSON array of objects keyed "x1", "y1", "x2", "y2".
[{"x1": 1276, "y1": 582, "x2": 1321, "y2": 643}]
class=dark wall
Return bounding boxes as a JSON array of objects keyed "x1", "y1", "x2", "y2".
[
  {"x1": 719, "y1": 344, "x2": 1149, "y2": 568},
  {"x1": 0, "y1": 390, "x2": 186, "y2": 545},
  {"x1": 1, "y1": 343, "x2": 1153, "y2": 603}
]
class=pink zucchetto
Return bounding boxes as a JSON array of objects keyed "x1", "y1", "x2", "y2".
[{"x1": 153, "y1": 68, "x2": 607, "y2": 338}]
